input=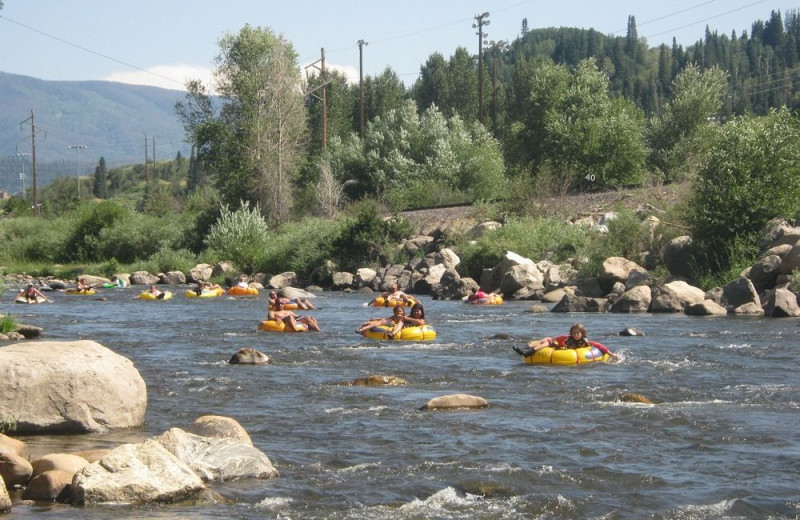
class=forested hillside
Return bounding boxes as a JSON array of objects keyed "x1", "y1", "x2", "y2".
[{"x1": 0, "y1": 72, "x2": 190, "y2": 194}]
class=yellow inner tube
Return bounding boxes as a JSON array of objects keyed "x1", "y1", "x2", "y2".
[
  {"x1": 524, "y1": 345, "x2": 610, "y2": 365},
  {"x1": 185, "y1": 289, "x2": 221, "y2": 298},
  {"x1": 258, "y1": 319, "x2": 308, "y2": 332},
  {"x1": 268, "y1": 302, "x2": 300, "y2": 311},
  {"x1": 65, "y1": 289, "x2": 96, "y2": 295},
  {"x1": 370, "y1": 296, "x2": 415, "y2": 307},
  {"x1": 139, "y1": 291, "x2": 173, "y2": 300},
  {"x1": 361, "y1": 324, "x2": 437, "y2": 341}
]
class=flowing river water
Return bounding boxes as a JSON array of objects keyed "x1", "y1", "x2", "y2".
[{"x1": 3, "y1": 287, "x2": 799, "y2": 519}]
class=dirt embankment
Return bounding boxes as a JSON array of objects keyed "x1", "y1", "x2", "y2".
[{"x1": 400, "y1": 184, "x2": 689, "y2": 234}]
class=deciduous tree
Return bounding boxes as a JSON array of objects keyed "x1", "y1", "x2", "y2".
[{"x1": 177, "y1": 25, "x2": 307, "y2": 226}]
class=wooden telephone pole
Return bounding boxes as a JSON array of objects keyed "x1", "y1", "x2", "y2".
[{"x1": 19, "y1": 110, "x2": 45, "y2": 215}]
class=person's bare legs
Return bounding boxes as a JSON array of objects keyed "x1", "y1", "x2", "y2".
[{"x1": 300, "y1": 316, "x2": 321, "y2": 331}]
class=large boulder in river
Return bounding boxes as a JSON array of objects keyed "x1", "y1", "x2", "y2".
[
  {"x1": 663, "y1": 235, "x2": 698, "y2": 279},
  {"x1": 598, "y1": 257, "x2": 646, "y2": 293},
  {"x1": 610, "y1": 285, "x2": 652, "y2": 313},
  {"x1": 779, "y1": 243, "x2": 800, "y2": 274},
  {"x1": 186, "y1": 416, "x2": 253, "y2": 446},
  {"x1": 0, "y1": 475, "x2": 11, "y2": 512},
  {"x1": 159, "y1": 270, "x2": 186, "y2": 285},
  {"x1": 354, "y1": 268, "x2": 377, "y2": 289},
  {"x1": 0, "y1": 451, "x2": 33, "y2": 487},
  {"x1": 153, "y1": 427, "x2": 278, "y2": 482},
  {"x1": 71, "y1": 440, "x2": 206, "y2": 506},
  {"x1": 499, "y1": 263, "x2": 544, "y2": 300},
  {"x1": 480, "y1": 251, "x2": 539, "y2": 294},
  {"x1": 228, "y1": 348, "x2": 270, "y2": 365},
  {"x1": 434, "y1": 248, "x2": 460, "y2": 270},
  {"x1": 749, "y1": 255, "x2": 782, "y2": 292},
  {"x1": 0, "y1": 434, "x2": 28, "y2": 459},
  {"x1": 684, "y1": 300, "x2": 727, "y2": 316},
  {"x1": 0, "y1": 341, "x2": 147, "y2": 434},
  {"x1": 763, "y1": 288, "x2": 800, "y2": 317},
  {"x1": 130, "y1": 270, "x2": 160, "y2": 285},
  {"x1": 721, "y1": 277, "x2": 760, "y2": 311},
  {"x1": 187, "y1": 263, "x2": 213, "y2": 283},
  {"x1": 22, "y1": 469, "x2": 73, "y2": 502},
  {"x1": 552, "y1": 294, "x2": 610, "y2": 313},
  {"x1": 269, "y1": 272, "x2": 297, "y2": 289},
  {"x1": 413, "y1": 264, "x2": 447, "y2": 295},
  {"x1": 331, "y1": 272, "x2": 354, "y2": 290}
]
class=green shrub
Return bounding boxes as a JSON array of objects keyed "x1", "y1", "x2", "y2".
[
  {"x1": 690, "y1": 108, "x2": 800, "y2": 273},
  {"x1": 0, "y1": 215, "x2": 71, "y2": 263},
  {"x1": 102, "y1": 258, "x2": 120, "y2": 277},
  {"x1": 0, "y1": 414, "x2": 18, "y2": 435},
  {"x1": 259, "y1": 217, "x2": 342, "y2": 277},
  {"x1": 62, "y1": 201, "x2": 128, "y2": 262},
  {"x1": 99, "y1": 213, "x2": 186, "y2": 264},
  {"x1": 204, "y1": 201, "x2": 270, "y2": 273},
  {"x1": 331, "y1": 200, "x2": 413, "y2": 271},
  {"x1": 384, "y1": 179, "x2": 469, "y2": 211},
  {"x1": 0, "y1": 314, "x2": 18, "y2": 334},
  {"x1": 134, "y1": 248, "x2": 197, "y2": 274}
]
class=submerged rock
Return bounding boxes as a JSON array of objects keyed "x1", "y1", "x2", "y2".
[{"x1": 420, "y1": 394, "x2": 489, "y2": 411}]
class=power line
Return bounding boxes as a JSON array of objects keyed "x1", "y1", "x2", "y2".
[
  {"x1": 644, "y1": 0, "x2": 769, "y2": 39},
  {"x1": 610, "y1": 0, "x2": 718, "y2": 35},
  {"x1": 0, "y1": 14, "x2": 187, "y2": 89}
]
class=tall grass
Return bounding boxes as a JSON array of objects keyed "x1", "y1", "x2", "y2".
[{"x1": 0, "y1": 314, "x2": 18, "y2": 334}]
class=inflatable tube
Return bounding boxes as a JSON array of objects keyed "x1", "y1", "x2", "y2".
[
  {"x1": 524, "y1": 341, "x2": 610, "y2": 365},
  {"x1": 466, "y1": 294, "x2": 503, "y2": 305},
  {"x1": 268, "y1": 302, "x2": 300, "y2": 311},
  {"x1": 258, "y1": 319, "x2": 309, "y2": 332},
  {"x1": 138, "y1": 291, "x2": 173, "y2": 300},
  {"x1": 361, "y1": 324, "x2": 437, "y2": 341},
  {"x1": 185, "y1": 289, "x2": 221, "y2": 298},
  {"x1": 65, "y1": 289, "x2": 96, "y2": 295},
  {"x1": 370, "y1": 296, "x2": 415, "y2": 307},
  {"x1": 101, "y1": 282, "x2": 125, "y2": 288},
  {"x1": 228, "y1": 286, "x2": 259, "y2": 296},
  {"x1": 14, "y1": 296, "x2": 46, "y2": 304}
]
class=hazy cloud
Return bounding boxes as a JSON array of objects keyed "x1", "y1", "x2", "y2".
[{"x1": 105, "y1": 64, "x2": 213, "y2": 92}]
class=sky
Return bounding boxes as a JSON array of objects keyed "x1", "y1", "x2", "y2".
[{"x1": 0, "y1": 0, "x2": 797, "y2": 92}]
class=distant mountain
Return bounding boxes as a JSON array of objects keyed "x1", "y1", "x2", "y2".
[{"x1": 0, "y1": 71, "x2": 191, "y2": 193}]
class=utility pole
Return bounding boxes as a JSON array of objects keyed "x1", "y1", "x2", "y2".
[
  {"x1": 473, "y1": 12, "x2": 490, "y2": 124},
  {"x1": 68, "y1": 144, "x2": 87, "y2": 199},
  {"x1": 144, "y1": 134, "x2": 149, "y2": 186},
  {"x1": 152, "y1": 135, "x2": 156, "y2": 182},
  {"x1": 304, "y1": 48, "x2": 330, "y2": 150},
  {"x1": 358, "y1": 39, "x2": 368, "y2": 140},
  {"x1": 20, "y1": 110, "x2": 45, "y2": 215}
]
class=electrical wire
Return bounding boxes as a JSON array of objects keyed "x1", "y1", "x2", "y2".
[{"x1": 0, "y1": 14, "x2": 187, "y2": 89}]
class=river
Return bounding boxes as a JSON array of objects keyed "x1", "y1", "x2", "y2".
[{"x1": 3, "y1": 286, "x2": 799, "y2": 519}]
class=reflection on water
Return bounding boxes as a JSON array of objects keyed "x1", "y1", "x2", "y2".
[{"x1": 3, "y1": 287, "x2": 799, "y2": 519}]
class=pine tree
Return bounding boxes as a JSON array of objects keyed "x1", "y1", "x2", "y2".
[{"x1": 92, "y1": 157, "x2": 108, "y2": 199}]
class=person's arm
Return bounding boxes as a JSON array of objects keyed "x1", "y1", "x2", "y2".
[{"x1": 403, "y1": 316, "x2": 425, "y2": 326}]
